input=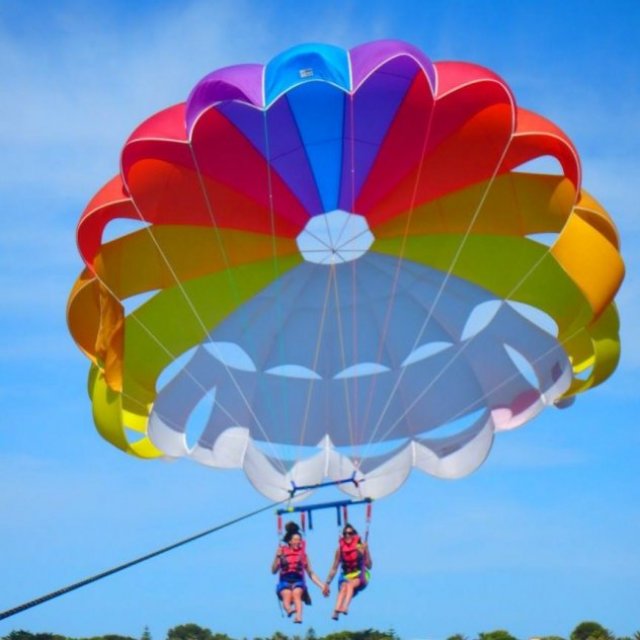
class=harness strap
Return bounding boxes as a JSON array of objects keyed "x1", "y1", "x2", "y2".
[{"x1": 365, "y1": 501, "x2": 372, "y2": 542}]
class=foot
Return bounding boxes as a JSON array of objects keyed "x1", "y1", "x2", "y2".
[
  {"x1": 293, "y1": 618, "x2": 302, "y2": 624},
  {"x1": 332, "y1": 611, "x2": 340, "y2": 621}
]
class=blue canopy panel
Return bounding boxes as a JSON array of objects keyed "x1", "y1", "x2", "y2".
[
  {"x1": 264, "y1": 43, "x2": 351, "y2": 105},
  {"x1": 264, "y1": 44, "x2": 351, "y2": 213},
  {"x1": 286, "y1": 83, "x2": 346, "y2": 213}
]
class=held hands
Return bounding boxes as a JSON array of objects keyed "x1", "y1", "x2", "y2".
[{"x1": 321, "y1": 583, "x2": 330, "y2": 597}]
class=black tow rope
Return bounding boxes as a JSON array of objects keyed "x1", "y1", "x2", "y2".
[{"x1": 0, "y1": 499, "x2": 287, "y2": 621}]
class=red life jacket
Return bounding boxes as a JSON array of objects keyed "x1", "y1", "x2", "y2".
[
  {"x1": 279, "y1": 542, "x2": 307, "y2": 577},
  {"x1": 339, "y1": 534, "x2": 364, "y2": 574}
]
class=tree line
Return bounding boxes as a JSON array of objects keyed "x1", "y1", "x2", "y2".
[{"x1": 3, "y1": 621, "x2": 639, "y2": 640}]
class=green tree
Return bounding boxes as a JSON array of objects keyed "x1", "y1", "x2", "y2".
[
  {"x1": 80, "y1": 635, "x2": 136, "y2": 640},
  {"x1": 141, "y1": 628, "x2": 152, "y2": 640},
  {"x1": 447, "y1": 634, "x2": 468, "y2": 640},
  {"x1": 478, "y1": 631, "x2": 518, "y2": 640},
  {"x1": 165, "y1": 625, "x2": 231, "y2": 640},
  {"x1": 323, "y1": 632, "x2": 354, "y2": 640},
  {"x1": 571, "y1": 622, "x2": 614, "y2": 640},
  {"x1": 166, "y1": 624, "x2": 214, "y2": 640},
  {"x1": 4, "y1": 632, "x2": 65, "y2": 640},
  {"x1": 324, "y1": 630, "x2": 399, "y2": 640}
]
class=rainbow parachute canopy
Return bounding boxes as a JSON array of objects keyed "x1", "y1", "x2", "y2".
[{"x1": 67, "y1": 40, "x2": 624, "y2": 500}]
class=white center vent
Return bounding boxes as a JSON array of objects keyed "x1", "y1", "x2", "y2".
[{"x1": 296, "y1": 209, "x2": 374, "y2": 264}]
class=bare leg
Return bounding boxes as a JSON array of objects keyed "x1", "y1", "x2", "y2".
[
  {"x1": 281, "y1": 589, "x2": 294, "y2": 616},
  {"x1": 333, "y1": 582, "x2": 349, "y2": 619},
  {"x1": 341, "y1": 578, "x2": 360, "y2": 614},
  {"x1": 292, "y1": 587, "x2": 303, "y2": 623}
]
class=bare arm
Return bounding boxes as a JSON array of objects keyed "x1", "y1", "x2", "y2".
[
  {"x1": 362, "y1": 542, "x2": 372, "y2": 569},
  {"x1": 305, "y1": 557, "x2": 328, "y2": 591},
  {"x1": 271, "y1": 548, "x2": 282, "y2": 574},
  {"x1": 325, "y1": 548, "x2": 341, "y2": 584}
]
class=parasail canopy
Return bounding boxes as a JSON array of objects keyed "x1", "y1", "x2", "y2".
[{"x1": 67, "y1": 40, "x2": 624, "y2": 500}]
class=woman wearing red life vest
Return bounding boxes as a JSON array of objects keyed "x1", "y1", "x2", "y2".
[
  {"x1": 325, "y1": 524, "x2": 372, "y2": 620},
  {"x1": 271, "y1": 521, "x2": 329, "y2": 624}
]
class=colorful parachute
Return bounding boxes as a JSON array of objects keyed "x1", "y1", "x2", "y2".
[{"x1": 67, "y1": 40, "x2": 624, "y2": 500}]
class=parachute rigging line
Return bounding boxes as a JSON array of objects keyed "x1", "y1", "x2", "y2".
[
  {"x1": 261, "y1": 107, "x2": 293, "y2": 461},
  {"x1": 0, "y1": 498, "x2": 290, "y2": 622},
  {"x1": 362, "y1": 133, "x2": 516, "y2": 455},
  {"x1": 372, "y1": 217, "x2": 577, "y2": 446},
  {"x1": 124, "y1": 157, "x2": 287, "y2": 472},
  {"x1": 67, "y1": 40, "x2": 624, "y2": 501},
  {"x1": 359, "y1": 72, "x2": 438, "y2": 441}
]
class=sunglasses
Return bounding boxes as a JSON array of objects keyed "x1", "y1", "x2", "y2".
[{"x1": 344, "y1": 530, "x2": 355, "y2": 535}]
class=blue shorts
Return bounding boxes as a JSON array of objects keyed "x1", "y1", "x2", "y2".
[{"x1": 276, "y1": 572, "x2": 306, "y2": 597}]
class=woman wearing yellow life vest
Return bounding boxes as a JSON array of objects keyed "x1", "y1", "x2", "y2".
[
  {"x1": 325, "y1": 524, "x2": 372, "y2": 620},
  {"x1": 271, "y1": 522, "x2": 329, "y2": 623}
]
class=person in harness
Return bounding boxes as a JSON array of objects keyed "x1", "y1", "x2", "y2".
[
  {"x1": 325, "y1": 523, "x2": 372, "y2": 620},
  {"x1": 271, "y1": 521, "x2": 329, "y2": 623}
]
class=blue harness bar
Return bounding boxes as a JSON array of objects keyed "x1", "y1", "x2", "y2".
[
  {"x1": 288, "y1": 473, "x2": 360, "y2": 499},
  {"x1": 276, "y1": 497, "x2": 373, "y2": 531}
]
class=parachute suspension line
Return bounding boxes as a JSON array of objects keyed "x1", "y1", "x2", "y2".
[
  {"x1": 374, "y1": 171, "x2": 579, "y2": 443},
  {"x1": 347, "y1": 87, "x2": 363, "y2": 465},
  {"x1": 117, "y1": 146, "x2": 287, "y2": 473},
  {"x1": 296, "y1": 263, "x2": 336, "y2": 452},
  {"x1": 350, "y1": 258, "x2": 361, "y2": 462},
  {"x1": 186, "y1": 144, "x2": 288, "y2": 472},
  {"x1": 438, "y1": 322, "x2": 584, "y2": 431},
  {"x1": 362, "y1": 101, "x2": 517, "y2": 454},
  {"x1": 119, "y1": 387, "x2": 234, "y2": 436},
  {"x1": 358, "y1": 80, "x2": 438, "y2": 449},
  {"x1": 87, "y1": 168, "x2": 251, "y2": 437},
  {"x1": 84, "y1": 275, "x2": 240, "y2": 428},
  {"x1": 261, "y1": 107, "x2": 294, "y2": 461},
  {"x1": 308, "y1": 89, "x2": 362, "y2": 467},
  {"x1": 330, "y1": 259, "x2": 357, "y2": 454},
  {"x1": 186, "y1": 142, "x2": 245, "y2": 307},
  {"x1": 0, "y1": 498, "x2": 291, "y2": 623},
  {"x1": 414, "y1": 244, "x2": 586, "y2": 434}
]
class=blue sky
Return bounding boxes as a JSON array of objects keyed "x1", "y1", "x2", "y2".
[{"x1": 1, "y1": 1, "x2": 639, "y2": 639}]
